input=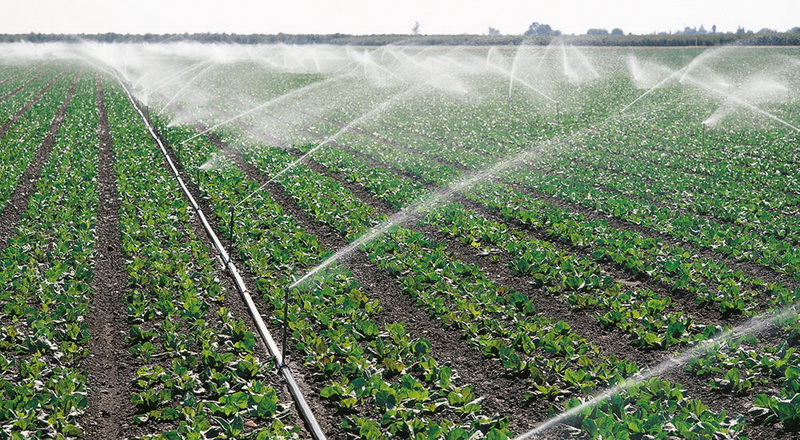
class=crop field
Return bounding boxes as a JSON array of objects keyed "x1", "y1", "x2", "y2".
[{"x1": 0, "y1": 42, "x2": 798, "y2": 440}]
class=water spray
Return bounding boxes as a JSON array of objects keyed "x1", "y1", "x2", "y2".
[
  {"x1": 178, "y1": 73, "x2": 347, "y2": 146},
  {"x1": 158, "y1": 64, "x2": 214, "y2": 114},
  {"x1": 513, "y1": 302, "x2": 798, "y2": 439},
  {"x1": 682, "y1": 75, "x2": 800, "y2": 132},
  {"x1": 232, "y1": 85, "x2": 416, "y2": 210}
]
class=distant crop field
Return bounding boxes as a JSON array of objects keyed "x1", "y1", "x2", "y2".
[{"x1": 0, "y1": 43, "x2": 798, "y2": 440}]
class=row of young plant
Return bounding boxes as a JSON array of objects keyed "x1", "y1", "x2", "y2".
[
  {"x1": 0, "y1": 71, "x2": 91, "y2": 439},
  {"x1": 281, "y1": 136, "x2": 705, "y2": 349},
  {"x1": 197, "y1": 117, "x2": 747, "y2": 438},
  {"x1": 303, "y1": 77, "x2": 800, "y2": 280},
  {"x1": 156, "y1": 119, "x2": 512, "y2": 439},
  {"x1": 0, "y1": 66, "x2": 44, "y2": 102},
  {"x1": 527, "y1": 126, "x2": 800, "y2": 248},
  {"x1": 686, "y1": 326, "x2": 800, "y2": 431},
  {"x1": 501, "y1": 156, "x2": 800, "y2": 279},
  {"x1": 0, "y1": 70, "x2": 68, "y2": 214},
  {"x1": 102, "y1": 80, "x2": 300, "y2": 440},
  {"x1": 282, "y1": 112, "x2": 793, "y2": 320}
]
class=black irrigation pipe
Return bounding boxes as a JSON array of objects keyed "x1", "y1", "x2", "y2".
[{"x1": 117, "y1": 78, "x2": 327, "y2": 440}]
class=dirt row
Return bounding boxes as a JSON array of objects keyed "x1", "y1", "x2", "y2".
[{"x1": 80, "y1": 76, "x2": 136, "y2": 440}]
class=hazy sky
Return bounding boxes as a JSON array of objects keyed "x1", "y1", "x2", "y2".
[{"x1": 3, "y1": 0, "x2": 798, "y2": 36}]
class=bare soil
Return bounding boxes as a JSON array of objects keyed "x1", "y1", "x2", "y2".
[{"x1": 81, "y1": 76, "x2": 137, "y2": 440}]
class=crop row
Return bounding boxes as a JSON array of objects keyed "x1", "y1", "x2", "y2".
[
  {"x1": 0, "y1": 70, "x2": 91, "y2": 439},
  {"x1": 156, "y1": 116, "x2": 513, "y2": 439},
  {"x1": 0, "y1": 70, "x2": 70, "y2": 214},
  {"x1": 279, "y1": 116, "x2": 793, "y2": 322},
  {"x1": 171, "y1": 102, "x2": 746, "y2": 438},
  {"x1": 102, "y1": 80, "x2": 300, "y2": 439}
]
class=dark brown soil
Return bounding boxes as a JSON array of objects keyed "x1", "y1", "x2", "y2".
[
  {"x1": 0, "y1": 73, "x2": 77, "y2": 249},
  {"x1": 81, "y1": 76, "x2": 137, "y2": 440}
]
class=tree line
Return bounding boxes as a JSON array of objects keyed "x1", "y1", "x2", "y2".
[{"x1": 2, "y1": 31, "x2": 800, "y2": 46}]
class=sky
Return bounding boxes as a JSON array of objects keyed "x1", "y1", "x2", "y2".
[{"x1": 2, "y1": 0, "x2": 798, "y2": 36}]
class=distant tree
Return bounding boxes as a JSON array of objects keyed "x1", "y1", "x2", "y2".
[
  {"x1": 524, "y1": 22, "x2": 560, "y2": 36},
  {"x1": 587, "y1": 28, "x2": 609, "y2": 35},
  {"x1": 412, "y1": 22, "x2": 420, "y2": 35},
  {"x1": 610, "y1": 28, "x2": 624, "y2": 35},
  {"x1": 711, "y1": 25, "x2": 717, "y2": 33},
  {"x1": 791, "y1": 27, "x2": 800, "y2": 33},
  {"x1": 758, "y1": 28, "x2": 777, "y2": 34},
  {"x1": 488, "y1": 27, "x2": 501, "y2": 36}
]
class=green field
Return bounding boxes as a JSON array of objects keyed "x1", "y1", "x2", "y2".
[{"x1": 0, "y1": 43, "x2": 798, "y2": 440}]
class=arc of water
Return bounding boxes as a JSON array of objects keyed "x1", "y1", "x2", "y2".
[
  {"x1": 158, "y1": 64, "x2": 214, "y2": 114},
  {"x1": 287, "y1": 128, "x2": 563, "y2": 291},
  {"x1": 486, "y1": 60, "x2": 558, "y2": 104},
  {"x1": 683, "y1": 75, "x2": 800, "y2": 132},
  {"x1": 620, "y1": 64, "x2": 689, "y2": 114},
  {"x1": 233, "y1": 85, "x2": 417, "y2": 210},
  {"x1": 140, "y1": 60, "x2": 208, "y2": 94},
  {"x1": 514, "y1": 303, "x2": 798, "y2": 439},
  {"x1": 178, "y1": 73, "x2": 347, "y2": 146}
]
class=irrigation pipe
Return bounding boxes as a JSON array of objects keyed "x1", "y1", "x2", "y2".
[{"x1": 117, "y1": 78, "x2": 327, "y2": 440}]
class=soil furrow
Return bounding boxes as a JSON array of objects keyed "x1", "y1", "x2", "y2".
[{"x1": 82, "y1": 75, "x2": 137, "y2": 440}]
